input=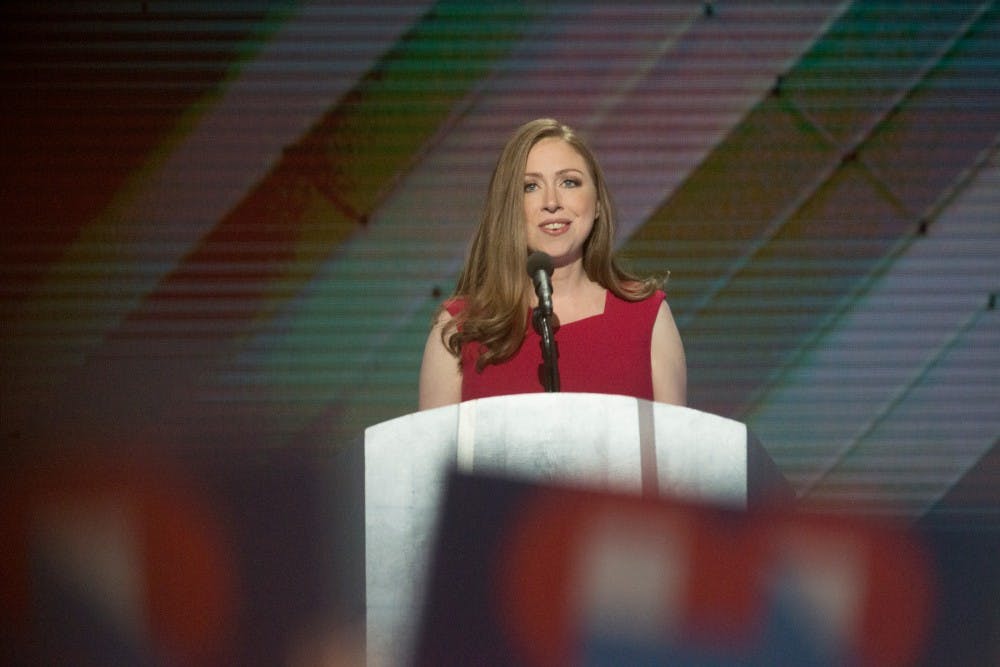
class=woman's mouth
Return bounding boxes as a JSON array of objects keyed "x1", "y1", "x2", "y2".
[{"x1": 540, "y1": 219, "x2": 570, "y2": 233}]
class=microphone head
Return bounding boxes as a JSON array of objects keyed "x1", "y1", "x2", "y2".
[{"x1": 526, "y1": 251, "x2": 553, "y2": 278}]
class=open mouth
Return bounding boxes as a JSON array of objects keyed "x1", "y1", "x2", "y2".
[{"x1": 541, "y1": 220, "x2": 570, "y2": 232}]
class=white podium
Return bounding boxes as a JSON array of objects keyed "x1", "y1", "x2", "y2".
[{"x1": 352, "y1": 393, "x2": 791, "y2": 664}]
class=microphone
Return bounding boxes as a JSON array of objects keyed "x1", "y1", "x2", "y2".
[
  {"x1": 526, "y1": 251, "x2": 559, "y2": 392},
  {"x1": 526, "y1": 251, "x2": 554, "y2": 317}
]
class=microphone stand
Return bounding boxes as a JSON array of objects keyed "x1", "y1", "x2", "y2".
[{"x1": 532, "y1": 306, "x2": 560, "y2": 392}]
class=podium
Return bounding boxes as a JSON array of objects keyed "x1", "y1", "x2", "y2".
[{"x1": 350, "y1": 393, "x2": 791, "y2": 663}]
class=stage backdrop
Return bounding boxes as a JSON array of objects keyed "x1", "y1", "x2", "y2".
[{"x1": 4, "y1": 0, "x2": 997, "y2": 514}]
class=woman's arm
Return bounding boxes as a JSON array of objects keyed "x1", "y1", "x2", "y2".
[
  {"x1": 418, "y1": 310, "x2": 463, "y2": 410},
  {"x1": 650, "y1": 300, "x2": 687, "y2": 406}
]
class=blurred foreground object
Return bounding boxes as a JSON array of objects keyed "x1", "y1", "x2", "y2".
[
  {"x1": 415, "y1": 471, "x2": 935, "y2": 667},
  {"x1": 1, "y1": 452, "x2": 237, "y2": 666}
]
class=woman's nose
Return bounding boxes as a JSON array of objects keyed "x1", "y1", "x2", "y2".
[{"x1": 543, "y1": 189, "x2": 561, "y2": 211}]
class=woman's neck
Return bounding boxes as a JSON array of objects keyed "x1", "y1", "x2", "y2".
[
  {"x1": 531, "y1": 260, "x2": 605, "y2": 324},
  {"x1": 550, "y1": 260, "x2": 594, "y2": 296}
]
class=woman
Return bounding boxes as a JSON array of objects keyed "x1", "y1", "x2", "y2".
[{"x1": 418, "y1": 118, "x2": 686, "y2": 409}]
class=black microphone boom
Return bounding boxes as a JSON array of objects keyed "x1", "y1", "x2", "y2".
[
  {"x1": 526, "y1": 251, "x2": 554, "y2": 317},
  {"x1": 526, "y1": 251, "x2": 559, "y2": 392}
]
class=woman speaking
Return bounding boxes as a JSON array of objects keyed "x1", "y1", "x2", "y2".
[{"x1": 419, "y1": 118, "x2": 686, "y2": 410}]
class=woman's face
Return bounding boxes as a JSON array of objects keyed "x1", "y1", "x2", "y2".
[{"x1": 522, "y1": 137, "x2": 599, "y2": 267}]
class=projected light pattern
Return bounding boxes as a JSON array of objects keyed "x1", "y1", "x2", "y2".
[{"x1": 2, "y1": 0, "x2": 998, "y2": 529}]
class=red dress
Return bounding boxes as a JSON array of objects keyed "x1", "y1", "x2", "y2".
[{"x1": 447, "y1": 290, "x2": 664, "y2": 401}]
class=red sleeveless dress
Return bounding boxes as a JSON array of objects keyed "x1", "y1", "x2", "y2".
[{"x1": 447, "y1": 290, "x2": 664, "y2": 401}]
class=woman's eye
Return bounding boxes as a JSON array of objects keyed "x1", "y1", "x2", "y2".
[
  {"x1": 524, "y1": 182, "x2": 538, "y2": 192},
  {"x1": 562, "y1": 178, "x2": 581, "y2": 188}
]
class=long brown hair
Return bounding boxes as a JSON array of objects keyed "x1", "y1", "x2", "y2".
[{"x1": 443, "y1": 118, "x2": 660, "y2": 370}]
